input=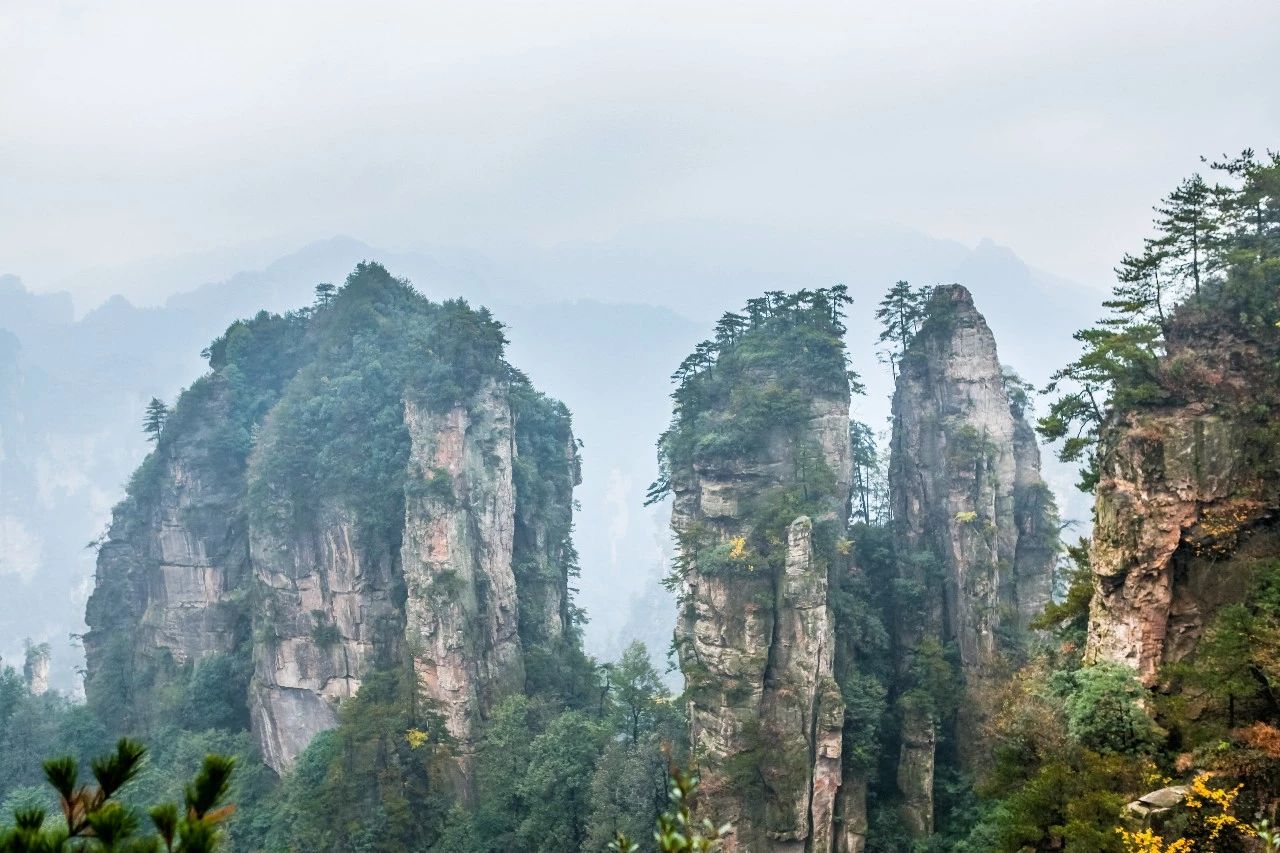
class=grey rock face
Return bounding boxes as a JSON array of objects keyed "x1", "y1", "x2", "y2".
[
  {"x1": 85, "y1": 382, "x2": 250, "y2": 728},
  {"x1": 888, "y1": 284, "x2": 1058, "y2": 835},
  {"x1": 402, "y1": 386, "x2": 525, "y2": 790},
  {"x1": 88, "y1": 375, "x2": 578, "y2": 779},
  {"x1": 673, "y1": 389, "x2": 852, "y2": 852},
  {"x1": 249, "y1": 503, "x2": 403, "y2": 771}
]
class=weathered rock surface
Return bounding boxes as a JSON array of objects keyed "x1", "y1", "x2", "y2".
[
  {"x1": 673, "y1": 387, "x2": 852, "y2": 851},
  {"x1": 888, "y1": 284, "x2": 1058, "y2": 834},
  {"x1": 249, "y1": 502, "x2": 404, "y2": 770},
  {"x1": 85, "y1": 278, "x2": 580, "y2": 780},
  {"x1": 23, "y1": 645, "x2": 50, "y2": 697},
  {"x1": 402, "y1": 386, "x2": 524, "y2": 788},
  {"x1": 85, "y1": 381, "x2": 251, "y2": 730},
  {"x1": 1086, "y1": 313, "x2": 1280, "y2": 685}
]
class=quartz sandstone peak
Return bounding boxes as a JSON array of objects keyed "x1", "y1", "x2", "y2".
[
  {"x1": 84, "y1": 276, "x2": 579, "y2": 782},
  {"x1": 889, "y1": 283, "x2": 1058, "y2": 836},
  {"x1": 664, "y1": 288, "x2": 865, "y2": 852},
  {"x1": 1086, "y1": 310, "x2": 1280, "y2": 686}
]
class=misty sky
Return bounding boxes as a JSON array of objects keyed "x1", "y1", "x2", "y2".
[{"x1": 4, "y1": 0, "x2": 1279, "y2": 306}]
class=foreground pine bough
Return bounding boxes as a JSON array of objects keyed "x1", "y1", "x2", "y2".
[{"x1": 1, "y1": 739, "x2": 235, "y2": 853}]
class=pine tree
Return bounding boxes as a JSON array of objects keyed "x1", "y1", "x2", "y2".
[
  {"x1": 1151, "y1": 173, "x2": 1221, "y2": 297},
  {"x1": 850, "y1": 421, "x2": 878, "y2": 523},
  {"x1": 313, "y1": 282, "x2": 336, "y2": 306},
  {"x1": 143, "y1": 398, "x2": 169, "y2": 442},
  {"x1": 1040, "y1": 151, "x2": 1280, "y2": 490},
  {"x1": 874, "y1": 281, "x2": 929, "y2": 377}
]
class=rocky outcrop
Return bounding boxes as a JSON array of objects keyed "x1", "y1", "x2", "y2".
[
  {"x1": 85, "y1": 379, "x2": 252, "y2": 731},
  {"x1": 673, "y1": 395, "x2": 849, "y2": 851},
  {"x1": 888, "y1": 284, "x2": 1058, "y2": 835},
  {"x1": 664, "y1": 290, "x2": 861, "y2": 852},
  {"x1": 1086, "y1": 312, "x2": 1280, "y2": 685},
  {"x1": 22, "y1": 643, "x2": 50, "y2": 696},
  {"x1": 402, "y1": 386, "x2": 524, "y2": 789},
  {"x1": 249, "y1": 502, "x2": 404, "y2": 771},
  {"x1": 85, "y1": 265, "x2": 580, "y2": 780}
]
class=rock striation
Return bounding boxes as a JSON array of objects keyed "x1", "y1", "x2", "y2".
[
  {"x1": 1086, "y1": 309, "x2": 1280, "y2": 685},
  {"x1": 888, "y1": 284, "x2": 1058, "y2": 836},
  {"x1": 84, "y1": 264, "x2": 580, "y2": 779},
  {"x1": 661, "y1": 288, "x2": 867, "y2": 852}
]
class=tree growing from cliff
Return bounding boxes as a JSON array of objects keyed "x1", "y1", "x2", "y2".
[
  {"x1": 142, "y1": 398, "x2": 168, "y2": 442},
  {"x1": 1039, "y1": 150, "x2": 1280, "y2": 489},
  {"x1": 874, "y1": 280, "x2": 931, "y2": 378},
  {"x1": 649, "y1": 285, "x2": 859, "y2": 505},
  {"x1": 1152, "y1": 174, "x2": 1223, "y2": 298}
]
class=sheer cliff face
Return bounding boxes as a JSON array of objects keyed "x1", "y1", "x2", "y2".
[
  {"x1": 85, "y1": 266, "x2": 579, "y2": 776},
  {"x1": 249, "y1": 499, "x2": 405, "y2": 771},
  {"x1": 672, "y1": 392, "x2": 849, "y2": 852},
  {"x1": 85, "y1": 381, "x2": 253, "y2": 733},
  {"x1": 401, "y1": 387, "x2": 524, "y2": 784},
  {"x1": 889, "y1": 284, "x2": 1057, "y2": 835},
  {"x1": 1086, "y1": 313, "x2": 1280, "y2": 686},
  {"x1": 661, "y1": 289, "x2": 860, "y2": 852}
]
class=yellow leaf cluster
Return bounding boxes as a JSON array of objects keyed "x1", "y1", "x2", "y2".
[{"x1": 1116, "y1": 828, "x2": 1194, "y2": 853}]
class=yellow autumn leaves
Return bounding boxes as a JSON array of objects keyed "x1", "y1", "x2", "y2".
[{"x1": 1116, "y1": 774, "x2": 1253, "y2": 853}]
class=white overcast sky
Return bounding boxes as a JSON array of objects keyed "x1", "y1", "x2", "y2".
[{"x1": 2, "y1": 0, "x2": 1278, "y2": 298}]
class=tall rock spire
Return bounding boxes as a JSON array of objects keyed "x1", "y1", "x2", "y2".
[
  {"x1": 659, "y1": 287, "x2": 862, "y2": 851},
  {"x1": 888, "y1": 284, "x2": 1058, "y2": 836}
]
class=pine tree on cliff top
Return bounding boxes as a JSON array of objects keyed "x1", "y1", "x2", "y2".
[{"x1": 1039, "y1": 149, "x2": 1280, "y2": 491}]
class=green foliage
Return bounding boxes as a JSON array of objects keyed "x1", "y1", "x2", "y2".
[
  {"x1": 900, "y1": 635, "x2": 962, "y2": 722},
  {"x1": 972, "y1": 750, "x2": 1135, "y2": 853},
  {"x1": 964, "y1": 655, "x2": 1157, "y2": 853},
  {"x1": 246, "y1": 262, "x2": 510, "y2": 554},
  {"x1": 179, "y1": 655, "x2": 251, "y2": 734},
  {"x1": 1057, "y1": 663, "x2": 1163, "y2": 756},
  {"x1": 850, "y1": 421, "x2": 890, "y2": 524},
  {"x1": 650, "y1": 286, "x2": 859, "y2": 503},
  {"x1": 874, "y1": 280, "x2": 933, "y2": 376},
  {"x1": 585, "y1": 735, "x2": 668, "y2": 852},
  {"x1": 142, "y1": 399, "x2": 169, "y2": 443},
  {"x1": 1030, "y1": 539, "x2": 1093, "y2": 652},
  {"x1": 1041, "y1": 149, "x2": 1280, "y2": 488},
  {"x1": 512, "y1": 711, "x2": 607, "y2": 852},
  {"x1": 610, "y1": 766, "x2": 729, "y2": 853},
  {"x1": 605, "y1": 642, "x2": 681, "y2": 745},
  {"x1": 832, "y1": 523, "x2": 893, "y2": 775},
  {"x1": 1164, "y1": 559, "x2": 1280, "y2": 732},
  {"x1": 255, "y1": 669, "x2": 451, "y2": 852},
  {"x1": 0, "y1": 738, "x2": 237, "y2": 853},
  {"x1": 308, "y1": 614, "x2": 341, "y2": 649}
]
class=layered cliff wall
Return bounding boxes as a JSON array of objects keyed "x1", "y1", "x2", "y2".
[
  {"x1": 84, "y1": 264, "x2": 580, "y2": 778},
  {"x1": 1086, "y1": 308, "x2": 1280, "y2": 685},
  {"x1": 659, "y1": 288, "x2": 868, "y2": 852},
  {"x1": 888, "y1": 284, "x2": 1058, "y2": 835}
]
